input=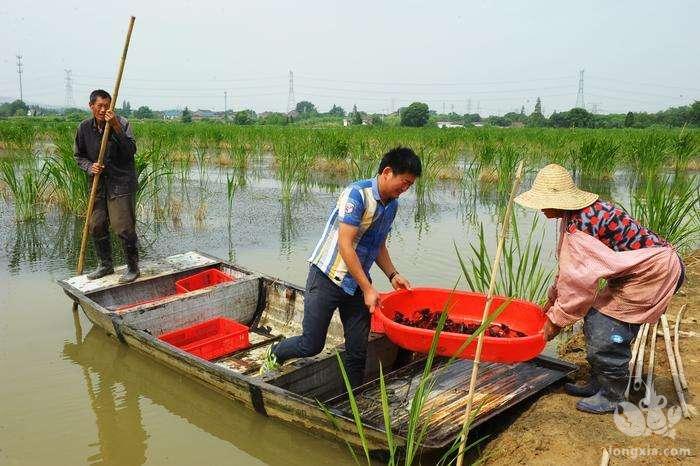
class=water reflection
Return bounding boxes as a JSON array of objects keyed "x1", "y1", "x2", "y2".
[
  {"x1": 61, "y1": 326, "x2": 352, "y2": 466},
  {"x1": 280, "y1": 196, "x2": 297, "y2": 257},
  {"x1": 62, "y1": 329, "x2": 148, "y2": 466},
  {"x1": 413, "y1": 183, "x2": 436, "y2": 240},
  {"x1": 6, "y1": 214, "x2": 93, "y2": 274}
]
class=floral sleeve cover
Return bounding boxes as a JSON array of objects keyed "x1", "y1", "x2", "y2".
[{"x1": 567, "y1": 199, "x2": 668, "y2": 251}]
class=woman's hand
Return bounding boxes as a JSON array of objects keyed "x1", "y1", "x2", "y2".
[{"x1": 543, "y1": 316, "x2": 562, "y2": 341}]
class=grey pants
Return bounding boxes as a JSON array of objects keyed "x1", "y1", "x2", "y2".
[
  {"x1": 89, "y1": 192, "x2": 137, "y2": 243},
  {"x1": 274, "y1": 265, "x2": 370, "y2": 388},
  {"x1": 584, "y1": 308, "x2": 640, "y2": 400}
]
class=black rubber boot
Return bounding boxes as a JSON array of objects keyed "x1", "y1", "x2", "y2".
[
  {"x1": 564, "y1": 378, "x2": 599, "y2": 397},
  {"x1": 118, "y1": 240, "x2": 140, "y2": 284},
  {"x1": 576, "y1": 375, "x2": 626, "y2": 414},
  {"x1": 87, "y1": 236, "x2": 114, "y2": 280}
]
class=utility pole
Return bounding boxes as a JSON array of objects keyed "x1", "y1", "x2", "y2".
[
  {"x1": 286, "y1": 70, "x2": 295, "y2": 113},
  {"x1": 64, "y1": 69, "x2": 74, "y2": 108},
  {"x1": 476, "y1": 101, "x2": 481, "y2": 115},
  {"x1": 576, "y1": 69, "x2": 585, "y2": 109},
  {"x1": 16, "y1": 54, "x2": 23, "y2": 102},
  {"x1": 442, "y1": 101, "x2": 446, "y2": 114},
  {"x1": 224, "y1": 91, "x2": 228, "y2": 121},
  {"x1": 467, "y1": 98, "x2": 472, "y2": 114}
]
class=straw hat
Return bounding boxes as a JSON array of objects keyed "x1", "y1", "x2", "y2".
[{"x1": 514, "y1": 164, "x2": 598, "y2": 210}]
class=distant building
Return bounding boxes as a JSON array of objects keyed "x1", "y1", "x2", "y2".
[
  {"x1": 436, "y1": 121, "x2": 463, "y2": 128},
  {"x1": 192, "y1": 109, "x2": 216, "y2": 120},
  {"x1": 162, "y1": 109, "x2": 181, "y2": 120}
]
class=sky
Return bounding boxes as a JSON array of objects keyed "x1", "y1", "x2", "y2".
[{"x1": 1, "y1": 0, "x2": 698, "y2": 116}]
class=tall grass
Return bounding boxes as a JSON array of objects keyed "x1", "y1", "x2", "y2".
[
  {"x1": 628, "y1": 175, "x2": 700, "y2": 254},
  {"x1": 671, "y1": 129, "x2": 697, "y2": 173},
  {"x1": 571, "y1": 136, "x2": 620, "y2": 180},
  {"x1": 456, "y1": 213, "x2": 553, "y2": 304},
  {"x1": 0, "y1": 160, "x2": 49, "y2": 222},
  {"x1": 274, "y1": 138, "x2": 313, "y2": 200},
  {"x1": 45, "y1": 131, "x2": 88, "y2": 215},
  {"x1": 626, "y1": 132, "x2": 669, "y2": 179}
]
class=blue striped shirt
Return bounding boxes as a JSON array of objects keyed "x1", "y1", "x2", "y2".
[{"x1": 308, "y1": 177, "x2": 398, "y2": 295}]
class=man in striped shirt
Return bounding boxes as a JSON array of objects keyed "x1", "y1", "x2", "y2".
[{"x1": 263, "y1": 147, "x2": 422, "y2": 387}]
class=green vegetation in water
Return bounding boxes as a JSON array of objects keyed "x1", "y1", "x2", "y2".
[
  {"x1": 627, "y1": 175, "x2": 700, "y2": 254},
  {"x1": 0, "y1": 160, "x2": 49, "y2": 222},
  {"x1": 456, "y1": 213, "x2": 554, "y2": 305},
  {"x1": 44, "y1": 130, "x2": 88, "y2": 215}
]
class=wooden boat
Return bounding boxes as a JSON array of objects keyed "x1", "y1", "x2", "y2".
[{"x1": 58, "y1": 251, "x2": 576, "y2": 452}]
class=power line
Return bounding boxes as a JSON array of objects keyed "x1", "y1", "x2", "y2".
[
  {"x1": 294, "y1": 74, "x2": 577, "y2": 87},
  {"x1": 70, "y1": 73, "x2": 286, "y2": 83},
  {"x1": 588, "y1": 75, "x2": 700, "y2": 92}
]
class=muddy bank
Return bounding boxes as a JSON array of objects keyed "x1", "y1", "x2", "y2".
[{"x1": 481, "y1": 252, "x2": 699, "y2": 465}]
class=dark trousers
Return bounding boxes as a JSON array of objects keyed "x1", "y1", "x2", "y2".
[
  {"x1": 583, "y1": 308, "x2": 640, "y2": 400},
  {"x1": 89, "y1": 192, "x2": 137, "y2": 244},
  {"x1": 274, "y1": 265, "x2": 371, "y2": 388}
]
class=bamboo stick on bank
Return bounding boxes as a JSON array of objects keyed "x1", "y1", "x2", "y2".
[{"x1": 455, "y1": 160, "x2": 525, "y2": 466}]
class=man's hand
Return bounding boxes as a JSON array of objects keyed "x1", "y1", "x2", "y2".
[
  {"x1": 363, "y1": 286, "x2": 381, "y2": 309},
  {"x1": 543, "y1": 316, "x2": 562, "y2": 341},
  {"x1": 105, "y1": 110, "x2": 122, "y2": 133},
  {"x1": 390, "y1": 273, "x2": 411, "y2": 291},
  {"x1": 90, "y1": 163, "x2": 104, "y2": 175}
]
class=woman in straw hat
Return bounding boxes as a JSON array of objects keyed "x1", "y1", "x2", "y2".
[{"x1": 515, "y1": 164, "x2": 685, "y2": 414}]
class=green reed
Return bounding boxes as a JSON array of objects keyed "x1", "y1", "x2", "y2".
[
  {"x1": 0, "y1": 160, "x2": 50, "y2": 222},
  {"x1": 0, "y1": 120, "x2": 36, "y2": 154},
  {"x1": 628, "y1": 175, "x2": 700, "y2": 255},
  {"x1": 571, "y1": 136, "x2": 620, "y2": 180},
  {"x1": 44, "y1": 131, "x2": 88, "y2": 215},
  {"x1": 671, "y1": 129, "x2": 697, "y2": 173},
  {"x1": 626, "y1": 132, "x2": 670, "y2": 179},
  {"x1": 274, "y1": 137, "x2": 313, "y2": 200},
  {"x1": 456, "y1": 212, "x2": 553, "y2": 304}
]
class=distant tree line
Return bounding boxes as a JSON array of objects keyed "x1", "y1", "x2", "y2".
[{"x1": 2, "y1": 97, "x2": 699, "y2": 129}]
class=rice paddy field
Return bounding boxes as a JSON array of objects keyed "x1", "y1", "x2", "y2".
[{"x1": 1, "y1": 118, "x2": 698, "y2": 465}]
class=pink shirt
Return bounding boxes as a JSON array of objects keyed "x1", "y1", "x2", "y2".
[{"x1": 546, "y1": 219, "x2": 682, "y2": 327}]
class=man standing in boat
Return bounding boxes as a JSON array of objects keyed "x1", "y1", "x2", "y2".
[
  {"x1": 74, "y1": 89, "x2": 140, "y2": 283},
  {"x1": 261, "y1": 147, "x2": 422, "y2": 387}
]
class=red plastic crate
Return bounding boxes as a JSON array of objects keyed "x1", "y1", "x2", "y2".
[
  {"x1": 175, "y1": 268, "x2": 235, "y2": 294},
  {"x1": 159, "y1": 317, "x2": 250, "y2": 361}
]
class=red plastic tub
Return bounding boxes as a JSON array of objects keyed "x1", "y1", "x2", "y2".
[
  {"x1": 371, "y1": 288, "x2": 546, "y2": 363},
  {"x1": 175, "y1": 268, "x2": 235, "y2": 294},
  {"x1": 158, "y1": 317, "x2": 250, "y2": 360}
]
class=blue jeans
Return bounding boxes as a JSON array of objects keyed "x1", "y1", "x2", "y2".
[{"x1": 273, "y1": 265, "x2": 370, "y2": 388}]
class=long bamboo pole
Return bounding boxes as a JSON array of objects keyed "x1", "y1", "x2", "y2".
[
  {"x1": 455, "y1": 160, "x2": 524, "y2": 466},
  {"x1": 72, "y1": 16, "x2": 135, "y2": 312}
]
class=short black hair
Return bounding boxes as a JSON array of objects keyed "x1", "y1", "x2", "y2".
[
  {"x1": 377, "y1": 146, "x2": 422, "y2": 176},
  {"x1": 89, "y1": 89, "x2": 112, "y2": 104}
]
